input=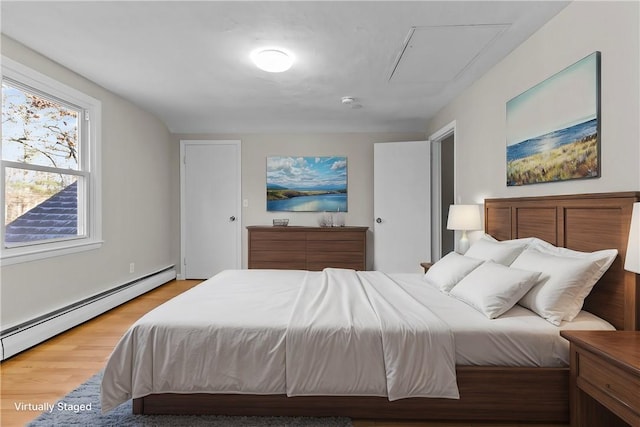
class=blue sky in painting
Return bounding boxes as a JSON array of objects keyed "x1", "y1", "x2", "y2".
[
  {"x1": 506, "y1": 53, "x2": 598, "y2": 146},
  {"x1": 267, "y1": 156, "x2": 347, "y2": 190}
]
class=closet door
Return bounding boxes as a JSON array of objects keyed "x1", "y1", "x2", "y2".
[
  {"x1": 373, "y1": 141, "x2": 430, "y2": 273},
  {"x1": 181, "y1": 140, "x2": 241, "y2": 279}
]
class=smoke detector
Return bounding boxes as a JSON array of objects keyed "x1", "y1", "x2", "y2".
[{"x1": 341, "y1": 96, "x2": 362, "y2": 109}]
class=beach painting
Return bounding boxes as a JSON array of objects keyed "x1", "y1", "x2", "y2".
[
  {"x1": 267, "y1": 156, "x2": 347, "y2": 212},
  {"x1": 506, "y1": 52, "x2": 600, "y2": 186}
]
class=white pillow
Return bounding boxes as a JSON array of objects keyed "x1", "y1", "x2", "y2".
[
  {"x1": 512, "y1": 247, "x2": 617, "y2": 325},
  {"x1": 483, "y1": 233, "x2": 546, "y2": 248},
  {"x1": 424, "y1": 252, "x2": 484, "y2": 293},
  {"x1": 449, "y1": 261, "x2": 541, "y2": 319},
  {"x1": 529, "y1": 239, "x2": 617, "y2": 269},
  {"x1": 464, "y1": 235, "x2": 528, "y2": 265},
  {"x1": 531, "y1": 242, "x2": 617, "y2": 313}
]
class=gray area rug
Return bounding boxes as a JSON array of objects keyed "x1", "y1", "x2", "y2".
[{"x1": 28, "y1": 371, "x2": 353, "y2": 426}]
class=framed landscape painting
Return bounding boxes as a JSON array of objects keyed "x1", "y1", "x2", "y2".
[
  {"x1": 266, "y1": 156, "x2": 347, "y2": 212},
  {"x1": 506, "y1": 52, "x2": 601, "y2": 186}
]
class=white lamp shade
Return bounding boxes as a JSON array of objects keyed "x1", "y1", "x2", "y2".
[
  {"x1": 625, "y1": 202, "x2": 640, "y2": 273},
  {"x1": 447, "y1": 204, "x2": 482, "y2": 231}
]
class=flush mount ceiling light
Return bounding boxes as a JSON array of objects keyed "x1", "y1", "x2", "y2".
[{"x1": 251, "y1": 48, "x2": 294, "y2": 73}]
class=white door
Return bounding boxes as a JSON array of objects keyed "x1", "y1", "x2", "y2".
[
  {"x1": 181, "y1": 140, "x2": 241, "y2": 279},
  {"x1": 374, "y1": 141, "x2": 430, "y2": 273}
]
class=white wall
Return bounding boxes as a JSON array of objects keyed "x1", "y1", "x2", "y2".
[
  {"x1": 426, "y1": 1, "x2": 640, "y2": 206},
  {"x1": 170, "y1": 132, "x2": 426, "y2": 271},
  {"x1": 1, "y1": 36, "x2": 174, "y2": 329}
]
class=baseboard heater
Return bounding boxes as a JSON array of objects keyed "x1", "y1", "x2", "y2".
[{"x1": 0, "y1": 265, "x2": 176, "y2": 361}]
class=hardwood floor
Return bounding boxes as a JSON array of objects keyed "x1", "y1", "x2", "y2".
[
  {"x1": 0, "y1": 279, "x2": 201, "y2": 426},
  {"x1": 0, "y1": 279, "x2": 568, "y2": 427}
]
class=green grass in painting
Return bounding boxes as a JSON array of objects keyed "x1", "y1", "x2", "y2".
[{"x1": 507, "y1": 137, "x2": 598, "y2": 186}]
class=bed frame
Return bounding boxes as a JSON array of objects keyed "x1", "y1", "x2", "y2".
[{"x1": 133, "y1": 191, "x2": 640, "y2": 422}]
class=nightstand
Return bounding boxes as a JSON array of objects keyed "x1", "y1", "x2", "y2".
[
  {"x1": 560, "y1": 330, "x2": 640, "y2": 427},
  {"x1": 420, "y1": 262, "x2": 433, "y2": 273}
]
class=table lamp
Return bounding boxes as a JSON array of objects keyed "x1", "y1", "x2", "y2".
[{"x1": 447, "y1": 204, "x2": 482, "y2": 254}]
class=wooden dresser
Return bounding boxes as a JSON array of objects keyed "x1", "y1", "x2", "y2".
[
  {"x1": 560, "y1": 330, "x2": 640, "y2": 427},
  {"x1": 247, "y1": 226, "x2": 368, "y2": 270}
]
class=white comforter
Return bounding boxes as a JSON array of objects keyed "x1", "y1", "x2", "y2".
[
  {"x1": 286, "y1": 269, "x2": 458, "y2": 400},
  {"x1": 101, "y1": 269, "x2": 459, "y2": 412}
]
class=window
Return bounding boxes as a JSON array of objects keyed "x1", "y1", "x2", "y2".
[{"x1": 1, "y1": 57, "x2": 101, "y2": 265}]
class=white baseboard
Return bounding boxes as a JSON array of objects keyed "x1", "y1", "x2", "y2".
[{"x1": 0, "y1": 266, "x2": 176, "y2": 360}]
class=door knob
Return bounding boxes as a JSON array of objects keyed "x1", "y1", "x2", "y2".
[
  {"x1": 376, "y1": 218, "x2": 382, "y2": 223},
  {"x1": 229, "y1": 216, "x2": 236, "y2": 222}
]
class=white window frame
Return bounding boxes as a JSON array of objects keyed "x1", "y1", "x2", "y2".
[{"x1": 1, "y1": 57, "x2": 102, "y2": 266}]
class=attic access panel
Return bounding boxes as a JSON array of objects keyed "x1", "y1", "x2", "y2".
[{"x1": 390, "y1": 24, "x2": 510, "y2": 84}]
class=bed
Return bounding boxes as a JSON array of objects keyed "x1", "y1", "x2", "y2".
[{"x1": 103, "y1": 192, "x2": 640, "y2": 422}]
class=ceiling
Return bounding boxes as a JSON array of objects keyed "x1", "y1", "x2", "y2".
[{"x1": 1, "y1": 1, "x2": 569, "y2": 134}]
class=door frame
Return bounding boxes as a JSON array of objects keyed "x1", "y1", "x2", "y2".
[
  {"x1": 179, "y1": 140, "x2": 242, "y2": 280},
  {"x1": 429, "y1": 120, "x2": 456, "y2": 261}
]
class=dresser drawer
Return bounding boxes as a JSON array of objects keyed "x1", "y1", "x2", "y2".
[
  {"x1": 249, "y1": 250, "x2": 306, "y2": 270},
  {"x1": 250, "y1": 251, "x2": 306, "y2": 264},
  {"x1": 250, "y1": 231, "x2": 306, "y2": 241},
  {"x1": 307, "y1": 240, "x2": 363, "y2": 252},
  {"x1": 578, "y1": 350, "x2": 640, "y2": 414},
  {"x1": 249, "y1": 230, "x2": 306, "y2": 253},
  {"x1": 250, "y1": 239, "x2": 306, "y2": 252},
  {"x1": 250, "y1": 261, "x2": 307, "y2": 270},
  {"x1": 307, "y1": 231, "x2": 364, "y2": 241},
  {"x1": 307, "y1": 252, "x2": 365, "y2": 263},
  {"x1": 307, "y1": 261, "x2": 362, "y2": 271}
]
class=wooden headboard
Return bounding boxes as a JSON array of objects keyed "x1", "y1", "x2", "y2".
[{"x1": 485, "y1": 192, "x2": 640, "y2": 331}]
